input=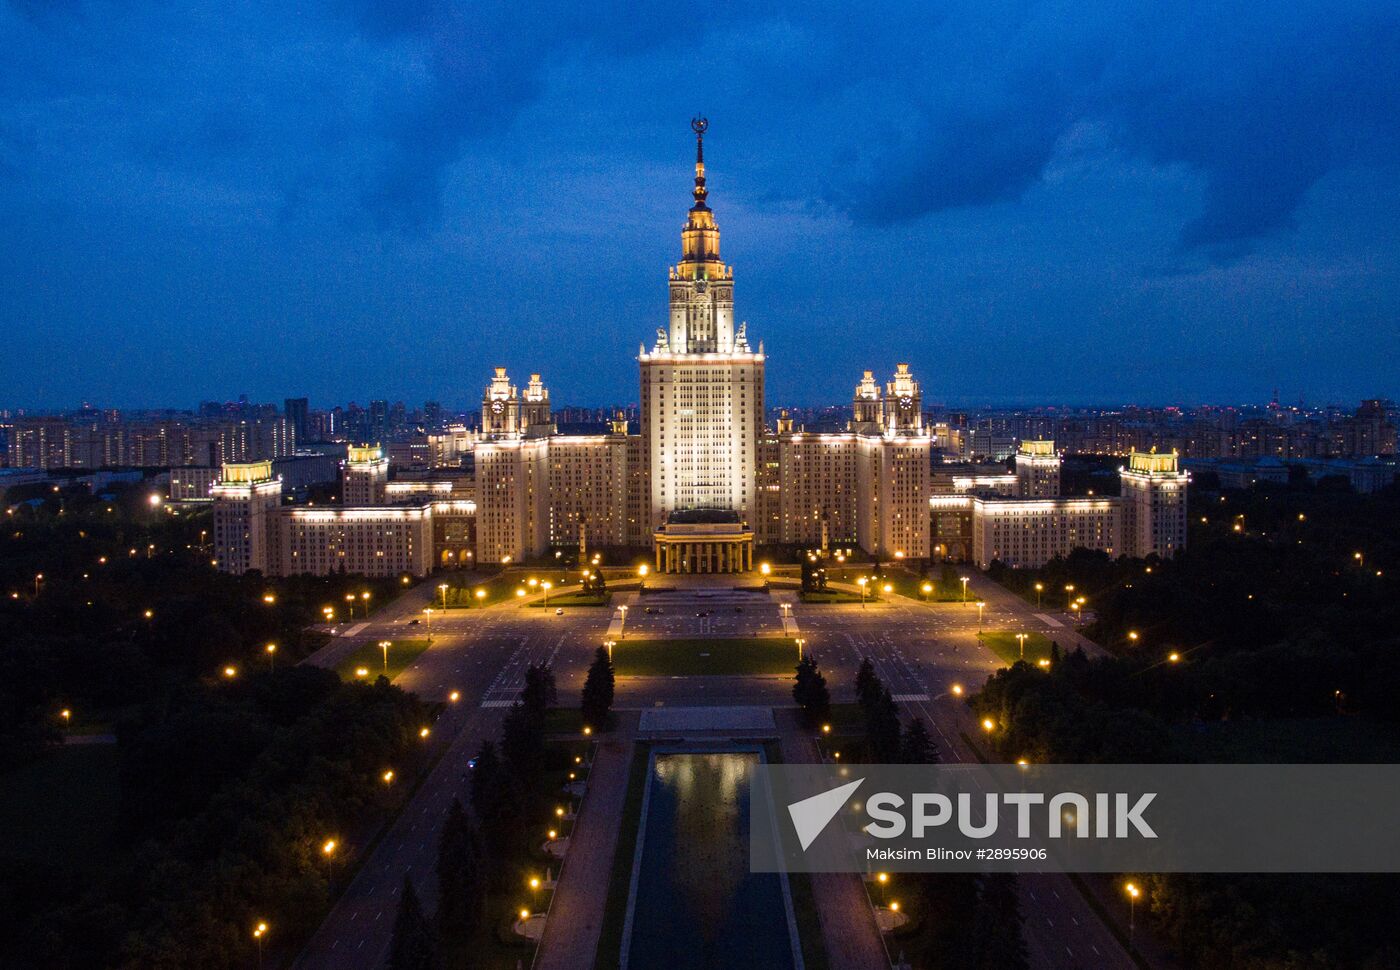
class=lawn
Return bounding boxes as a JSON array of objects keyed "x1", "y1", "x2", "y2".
[
  {"x1": 980, "y1": 630, "x2": 1057, "y2": 665},
  {"x1": 334, "y1": 638, "x2": 432, "y2": 681},
  {"x1": 0, "y1": 744, "x2": 122, "y2": 880},
  {"x1": 799, "y1": 589, "x2": 871, "y2": 604},
  {"x1": 524, "y1": 589, "x2": 612, "y2": 608},
  {"x1": 612, "y1": 637, "x2": 798, "y2": 676}
]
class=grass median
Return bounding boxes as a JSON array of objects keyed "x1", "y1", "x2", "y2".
[
  {"x1": 334, "y1": 638, "x2": 432, "y2": 682},
  {"x1": 612, "y1": 637, "x2": 798, "y2": 676},
  {"x1": 980, "y1": 630, "x2": 1056, "y2": 665}
]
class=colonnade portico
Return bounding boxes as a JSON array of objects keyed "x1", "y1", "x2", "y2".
[
  {"x1": 654, "y1": 537, "x2": 754, "y2": 574},
  {"x1": 652, "y1": 510, "x2": 756, "y2": 574}
]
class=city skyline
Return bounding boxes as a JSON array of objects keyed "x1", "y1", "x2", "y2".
[{"x1": 4, "y1": 3, "x2": 1399, "y2": 409}]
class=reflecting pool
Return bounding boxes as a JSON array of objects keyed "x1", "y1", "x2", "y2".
[{"x1": 623, "y1": 751, "x2": 799, "y2": 969}]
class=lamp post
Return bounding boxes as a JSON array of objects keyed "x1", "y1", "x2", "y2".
[
  {"x1": 542, "y1": 581, "x2": 552, "y2": 607},
  {"x1": 380, "y1": 639, "x2": 391, "y2": 673},
  {"x1": 253, "y1": 922, "x2": 268, "y2": 970},
  {"x1": 1016, "y1": 632, "x2": 1028, "y2": 660},
  {"x1": 265, "y1": 642, "x2": 277, "y2": 671},
  {"x1": 361, "y1": 590, "x2": 371, "y2": 617},
  {"x1": 322, "y1": 839, "x2": 337, "y2": 882},
  {"x1": 960, "y1": 576, "x2": 970, "y2": 604},
  {"x1": 976, "y1": 600, "x2": 985, "y2": 632},
  {"x1": 619, "y1": 604, "x2": 628, "y2": 639},
  {"x1": 1125, "y1": 882, "x2": 1140, "y2": 943},
  {"x1": 423, "y1": 608, "x2": 434, "y2": 643},
  {"x1": 796, "y1": 637, "x2": 806, "y2": 660},
  {"x1": 439, "y1": 583, "x2": 449, "y2": 610},
  {"x1": 1034, "y1": 582, "x2": 1044, "y2": 608},
  {"x1": 857, "y1": 577, "x2": 868, "y2": 608}
]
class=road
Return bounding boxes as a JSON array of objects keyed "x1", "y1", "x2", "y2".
[
  {"x1": 294, "y1": 586, "x2": 610, "y2": 970},
  {"x1": 294, "y1": 571, "x2": 1140, "y2": 970}
]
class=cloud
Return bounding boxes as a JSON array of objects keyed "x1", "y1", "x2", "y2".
[
  {"x1": 2, "y1": 0, "x2": 1396, "y2": 251},
  {"x1": 829, "y1": 2, "x2": 1400, "y2": 255}
]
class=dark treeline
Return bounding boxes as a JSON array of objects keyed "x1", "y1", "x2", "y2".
[
  {"x1": 4, "y1": 668, "x2": 431, "y2": 969},
  {"x1": 975, "y1": 478, "x2": 1400, "y2": 968},
  {"x1": 1, "y1": 482, "x2": 407, "y2": 766},
  {"x1": 850, "y1": 660, "x2": 1027, "y2": 969},
  {"x1": 1, "y1": 481, "x2": 431, "y2": 969}
]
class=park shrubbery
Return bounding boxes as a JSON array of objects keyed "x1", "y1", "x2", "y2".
[
  {"x1": 975, "y1": 479, "x2": 1400, "y2": 967},
  {"x1": 4, "y1": 669, "x2": 430, "y2": 969},
  {"x1": 0, "y1": 484, "x2": 425, "y2": 968}
]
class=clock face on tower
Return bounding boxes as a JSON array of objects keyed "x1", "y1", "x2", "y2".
[
  {"x1": 491, "y1": 401, "x2": 504, "y2": 414},
  {"x1": 897, "y1": 396, "x2": 913, "y2": 410}
]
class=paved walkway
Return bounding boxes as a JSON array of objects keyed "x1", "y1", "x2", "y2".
[
  {"x1": 777, "y1": 712, "x2": 889, "y2": 970},
  {"x1": 535, "y1": 725, "x2": 637, "y2": 970}
]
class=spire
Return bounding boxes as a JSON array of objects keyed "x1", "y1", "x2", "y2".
[
  {"x1": 691, "y1": 115, "x2": 708, "y2": 210},
  {"x1": 677, "y1": 116, "x2": 724, "y2": 279}
]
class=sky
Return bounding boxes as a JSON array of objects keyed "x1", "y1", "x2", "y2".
[{"x1": 2, "y1": 0, "x2": 1398, "y2": 411}]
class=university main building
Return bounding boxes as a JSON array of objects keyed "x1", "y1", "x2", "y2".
[{"x1": 214, "y1": 121, "x2": 1187, "y2": 578}]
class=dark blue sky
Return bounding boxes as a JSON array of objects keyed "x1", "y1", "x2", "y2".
[{"x1": 2, "y1": 1, "x2": 1398, "y2": 410}]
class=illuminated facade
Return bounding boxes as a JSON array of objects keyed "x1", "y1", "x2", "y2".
[
  {"x1": 971, "y1": 496, "x2": 1121, "y2": 569},
  {"x1": 948, "y1": 444, "x2": 1189, "y2": 568},
  {"x1": 639, "y1": 118, "x2": 764, "y2": 539},
  {"x1": 211, "y1": 461, "x2": 282, "y2": 575},
  {"x1": 342, "y1": 445, "x2": 389, "y2": 505},
  {"x1": 1015, "y1": 439, "x2": 1061, "y2": 497},
  {"x1": 210, "y1": 123, "x2": 1186, "y2": 578},
  {"x1": 1120, "y1": 450, "x2": 1190, "y2": 559}
]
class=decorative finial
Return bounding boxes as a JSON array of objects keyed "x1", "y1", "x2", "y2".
[{"x1": 690, "y1": 116, "x2": 708, "y2": 208}]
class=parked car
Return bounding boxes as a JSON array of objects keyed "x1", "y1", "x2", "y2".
[
  {"x1": 408, "y1": 618, "x2": 420, "y2": 625},
  {"x1": 555, "y1": 607, "x2": 564, "y2": 615}
]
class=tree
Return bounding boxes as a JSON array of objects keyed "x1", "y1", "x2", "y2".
[
  {"x1": 520, "y1": 664, "x2": 556, "y2": 717},
  {"x1": 968, "y1": 873, "x2": 1028, "y2": 969},
  {"x1": 502, "y1": 700, "x2": 547, "y2": 780},
  {"x1": 855, "y1": 658, "x2": 880, "y2": 709},
  {"x1": 388, "y1": 876, "x2": 437, "y2": 970},
  {"x1": 436, "y1": 799, "x2": 483, "y2": 946},
  {"x1": 867, "y1": 687, "x2": 902, "y2": 762},
  {"x1": 899, "y1": 717, "x2": 938, "y2": 764},
  {"x1": 580, "y1": 646, "x2": 615, "y2": 730},
  {"x1": 792, "y1": 655, "x2": 831, "y2": 727}
]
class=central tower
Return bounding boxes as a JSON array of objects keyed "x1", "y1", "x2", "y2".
[{"x1": 640, "y1": 118, "x2": 765, "y2": 531}]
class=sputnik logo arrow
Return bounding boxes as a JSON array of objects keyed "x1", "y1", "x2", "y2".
[{"x1": 788, "y1": 777, "x2": 864, "y2": 851}]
